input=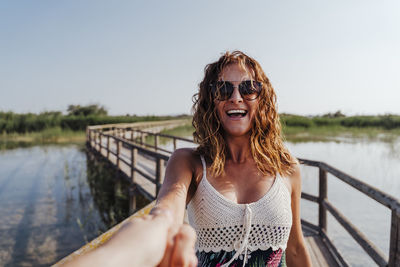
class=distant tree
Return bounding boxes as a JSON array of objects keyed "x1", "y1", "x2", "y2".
[
  {"x1": 333, "y1": 110, "x2": 346, "y2": 118},
  {"x1": 67, "y1": 104, "x2": 108, "y2": 116},
  {"x1": 322, "y1": 110, "x2": 346, "y2": 118},
  {"x1": 40, "y1": 111, "x2": 62, "y2": 117}
]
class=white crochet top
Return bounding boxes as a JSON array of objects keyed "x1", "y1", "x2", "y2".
[{"x1": 187, "y1": 156, "x2": 292, "y2": 267}]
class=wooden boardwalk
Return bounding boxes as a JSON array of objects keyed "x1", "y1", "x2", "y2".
[{"x1": 57, "y1": 121, "x2": 400, "y2": 266}]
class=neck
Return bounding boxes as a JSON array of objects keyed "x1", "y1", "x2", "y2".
[{"x1": 224, "y1": 134, "x2": 252, "y2": 163}]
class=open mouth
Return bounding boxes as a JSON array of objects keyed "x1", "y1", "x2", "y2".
[{"x1": 226, "y1": 109, "x2": 248, "y2": 118}]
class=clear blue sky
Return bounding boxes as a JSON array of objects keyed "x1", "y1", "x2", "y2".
[{"x1": 1, "y1": 0, "x2": 399, "y2": 116}]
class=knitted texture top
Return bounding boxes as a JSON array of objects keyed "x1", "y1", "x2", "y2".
[{"x1": 187, "y1": 155, "x2": 292, "y2": 267}]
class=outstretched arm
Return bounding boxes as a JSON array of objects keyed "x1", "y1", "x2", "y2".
[
  {"x1": 62, "y1": 209, "x2": 197, "y2": 267},
  {"x1": 286, "y1": 163, "x2": 312, "y2": 267},
  {"x1": 153, "y1": 148, "x2": 196, "y2": 224}
]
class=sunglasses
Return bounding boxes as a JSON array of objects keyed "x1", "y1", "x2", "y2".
[{"x1": 210, "y1": 80, "x2": 262, "y2": 101}]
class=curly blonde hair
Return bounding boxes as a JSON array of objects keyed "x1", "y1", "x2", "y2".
[{"x1": 192, "y1": 51, "x2": 296, "y2": 177}]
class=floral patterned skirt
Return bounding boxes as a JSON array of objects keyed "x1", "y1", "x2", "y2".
[{"x1": 196, "y1": 248, "x2": 286, "y2": 267}]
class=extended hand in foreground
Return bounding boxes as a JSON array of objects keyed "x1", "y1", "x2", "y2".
[{"x1": 63, "y1": 209, "x2": 197, "y2": 267}]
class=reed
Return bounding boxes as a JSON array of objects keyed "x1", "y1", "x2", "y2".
[{"x1": 0, "y1": 111, "x2": 191, "y2": 134}]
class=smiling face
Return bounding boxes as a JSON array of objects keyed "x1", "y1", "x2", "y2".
[{"x1": 215, "y1": 63, "x2": 260, "y2": 137}]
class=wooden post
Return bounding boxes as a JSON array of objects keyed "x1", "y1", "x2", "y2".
[
  {"x1": 389, "y1": 210, "x2": 400, "y2": 266},
  {"x1": 129, "y1": 187, "x2": 137, "y2": 214},
  {"x1": 95, "y1": 131, "x2": 99, "y2": 150},
  {"x1": 173, "y1": 137, "x2": 177, "y2": 151},
  {"x1": 106, "y1": 135, "x2": 110, "y2": 159},
  {"x1": 155, "y1": 158, "x2": 165, "y2": 196},
  {"x1": 141, "y1": 133, "x2": 145, "y2": 146},
  {"x1": 115, "y1": 177, "x2": 122, "y2": 204},
  {"x1": 99, "y1": 133, "x2": 102, "y2": 154},
  {"x1": 131, "y1": 148, "x2": 137, "y2": 183},
  {"x1": 116, "y1": 139, "x2": 120, "y2": 168},
  {"x1": 88, "y1": 129, "x2": 92, "y2": 146},
  {"x1": 93, "y1": 131, "x2": 96, "y2": 149},
  {"x1": 131, "y1": 130, "x2": 134, "y2": 141},
  {"x1": 319, "y1": 168, "x2": 328, "y2": 233},
  {"x1": 155, "y1": 135, "x2": 159, "y2": 151},
  {"x1": 99, "y1": 132, "x2": 102, "y2": 151}
]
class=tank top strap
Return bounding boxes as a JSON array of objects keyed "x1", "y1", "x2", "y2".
[{"x1": 200, "y1": 155, "x2": 207, "y2": 179}]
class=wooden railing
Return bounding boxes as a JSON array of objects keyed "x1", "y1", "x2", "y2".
[
  {"x1": 298, "y1": 159, "x2": 400, "y2": 267},
  {"x1": 86, "y1": 126, "x2": 400, "y2": 267}
]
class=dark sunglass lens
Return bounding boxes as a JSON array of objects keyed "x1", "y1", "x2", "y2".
[
  {"x1": 240, "y1": 81, "x2": 261, "y2": 99},
  {"x1": 215, "y1": 81, "x2": 233, "y2": 100}
]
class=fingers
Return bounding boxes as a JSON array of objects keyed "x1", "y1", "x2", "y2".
[
  {"x1": 170, "y1": 224, "x2": 198, "y2": 267},
  {"x1": 157, "y1": 223, "x2": 179, "y2": 267}
]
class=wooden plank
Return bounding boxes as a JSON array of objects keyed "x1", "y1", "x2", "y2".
[
  {"x1": 304, "y1": 235, "x2": 340, "y2": 267},
  {"x1": 320, "y1": 230, "x2": 349, "y2": 267},
  {"x1": 301, "y1": 219, "x2": 320, "y2": 235},
  {"x1": 129, "y1": 140, "x2": 172, "y2": 154},
  {"x1": 94, "y1": 135, "x2": 158, "y2": 199}
]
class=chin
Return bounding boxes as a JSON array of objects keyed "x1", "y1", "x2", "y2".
[{"x1": 223, "y1": 127, "x2": 252, "y2": 137}]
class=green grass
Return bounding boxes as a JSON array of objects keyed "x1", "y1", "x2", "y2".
[
  {"x1": 0, "y1": 111, "x2": 191, "y2": 133},
  {"x1": 0, "y1": 127, "x2": 85, "y2": 150},
  {"x1": 160, "y1": 123, "x2": 194, "y2": 138},
  {"x1": 159, "y1": 122, "x2": 400, "y2": 144},
  {"x1": 282, "y1": 125, "x2": 400, "y2": 143}
]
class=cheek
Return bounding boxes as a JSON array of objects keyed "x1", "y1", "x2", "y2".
[
  {"x1": 248, "y1": 102, "x2": 260, "y2": 118},
  {"x1": 215, "y1": 102, "x2": 225, "y2": 119}
]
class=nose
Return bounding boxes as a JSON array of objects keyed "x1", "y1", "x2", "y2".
[{"x1": 229, "y1": 85, "x2": 243, "y2": 103}]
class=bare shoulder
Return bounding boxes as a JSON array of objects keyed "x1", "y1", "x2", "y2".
[
  {"x1": 165, "y1": 148, "x2": 201, "y2": 182},
  {"x1": 287, "y1": 161, "x2": 302, "y2": 195},
  {"x1": 171, "y1": 147, "x2": 197, "y2": 158},
  {"x1": 168, "y1": 148, "x2": 198, "y2": 169}
]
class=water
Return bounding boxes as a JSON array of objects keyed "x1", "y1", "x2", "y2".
[
  {"x1": 0, "y1": 145, "x2": 133, "y2": 266},
  {"x1": 0, "y1": 137, "x2": 399, "y2": 266}
]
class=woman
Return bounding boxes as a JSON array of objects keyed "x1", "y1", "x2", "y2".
[{"x1": 154, "y1": 51, "x2": 312, "y2": 267}]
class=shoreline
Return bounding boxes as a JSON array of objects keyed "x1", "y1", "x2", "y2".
[{"x1": 1, "y1": 125, "x2": 400, "y2": 151}]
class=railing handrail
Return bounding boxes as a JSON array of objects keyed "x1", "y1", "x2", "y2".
[
  {"x1": 106, "y1": 134, "x2": 170, "y2": 161},
  {"x1": 134, "y1": 129, "x2": 193, "y2": 143},
  {"x1": 298, "y1": 158, "x2": 400, "y2": 212}
]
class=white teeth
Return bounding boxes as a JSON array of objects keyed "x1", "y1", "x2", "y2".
[{"x1": 226, "y1": 109, "x2": 246, "y2": 114}]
